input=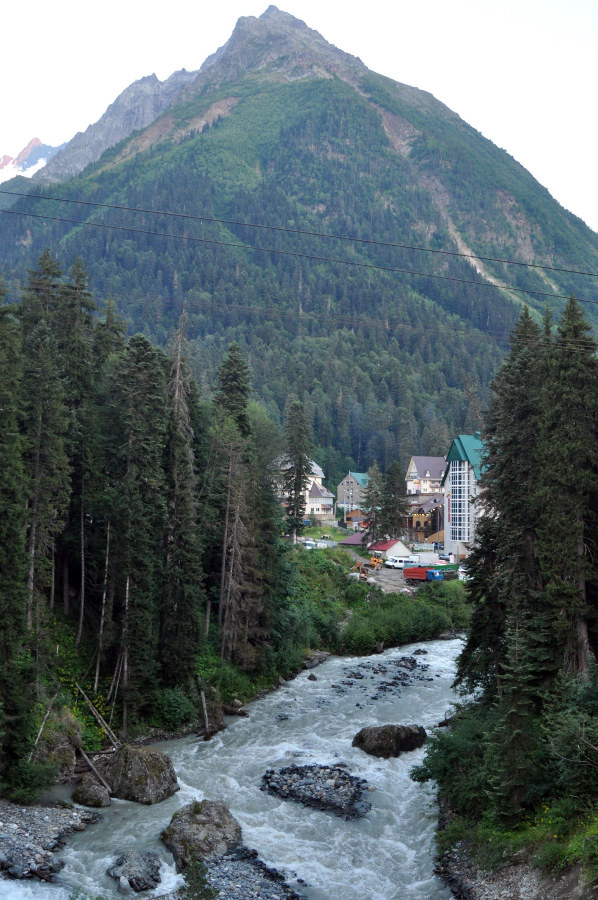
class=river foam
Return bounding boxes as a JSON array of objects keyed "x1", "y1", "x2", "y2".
[{"x1": 3, "y1": 638, "x2": 462, "y2": 900}]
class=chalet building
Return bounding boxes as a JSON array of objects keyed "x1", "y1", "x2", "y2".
[
  {"x1": 306, "y1": 479, "x2": 334, "y2": 522},
  {"x1": 278, "y1": 458, "x2": 335, "y2": 524},
  {"x1": 441, "y1": 434, "x2": 484, "y2": 558},
  {"x1": 405, "y1": 456, "x2": 446, "y2": 495},
  {"x1": 336, "y1": 472, "x2": 369, "y2": 512}
]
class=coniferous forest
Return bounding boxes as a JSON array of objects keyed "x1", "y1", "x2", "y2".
[
  {"x1": 2, "y1": 9, "x2": 598, "y2": 889},
  {"x1": 0, "y1": 249, "x2": 471, "y2": 802},
  {"x1": 0, "y1": 250, "x2": 305, "y2": 794},
  {"x1": 413, "y1": 298, "x2": 598, "y2": 880}
]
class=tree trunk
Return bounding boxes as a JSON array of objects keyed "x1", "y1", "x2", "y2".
[
  {"x1": 94, "y1": 521, "x2": 110, "y2": 694},
  {"x1": 75, "y1": 484, "x2": 85, "y2": 646},
  {"x1": 121, "y1": 574, "x2": 130, "y2": 738}
]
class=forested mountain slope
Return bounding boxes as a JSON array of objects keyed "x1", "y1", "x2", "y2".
[{"x1": 1, "y1": 5, "x2": 597, "y2": 484}]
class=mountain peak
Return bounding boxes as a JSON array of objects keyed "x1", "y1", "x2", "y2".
[{"x1": 192, "y1": 5, "x2": 365, "y2": 93}]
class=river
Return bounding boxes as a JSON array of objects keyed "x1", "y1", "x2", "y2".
[{"x1": 3, "y1": 637, "x2": 462, "y2": 900}]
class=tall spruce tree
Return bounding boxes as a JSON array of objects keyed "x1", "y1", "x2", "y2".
[
  {"x1": 282, "y1": 400, "x2": 312, "y2": 543},
  {"x1": 0, "y1": 298, "x2": 33, "y2": 783},
  {"x1": 363, "y1": 462, "x2": 384, "y2": 544},
  {"x1": 108, "y1": 335, "x2": 168, "y2": 733},
  {"x1": 21, "y1": 319, "x2": 70, "y2": 633},
  {"x1": 452, "y1": 300, "x2": 598, "y2": 818},
  {"x1": 160, "y1": 310, "x2": 204, "y2": 688},
  {"x1": 214, "y1": 342, "x2": 252, "y2": 437},
  {"x1": 456, "y1": 308, "x2": 548, "y2": 699},
  {"x1": 536, "y1": 297, "x2": 598, "y2": 679},
  {"x1": 379, "y1": 460, "x2": 409, "y2": 539}
]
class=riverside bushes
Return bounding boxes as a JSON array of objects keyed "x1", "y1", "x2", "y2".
[{"x1": 340, "y1": 581, "x2": 468, "y2": 656}]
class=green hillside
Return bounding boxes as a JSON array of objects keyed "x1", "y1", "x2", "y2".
[{"x1": 1, "y1": 9, "x2": 597, "y2": 484}]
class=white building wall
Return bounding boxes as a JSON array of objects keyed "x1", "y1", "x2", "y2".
[{"x1": 444, "y1": 461, "x2": 480, "y2": 558}]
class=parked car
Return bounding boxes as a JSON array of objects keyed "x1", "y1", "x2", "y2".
[{"x1": 438, "y1": 553, "x2": 451, "y2": 562}]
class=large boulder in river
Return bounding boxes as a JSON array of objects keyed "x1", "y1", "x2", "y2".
[
  {"x1": 108, "y1": 744, "x2": 179, "y2": 804},
  {"x1": 160, "y1": 800, "x2": 242, "y2": 871},
  {"x1": 107, "y1": 851, "x2": 162, "y2": 892},
  {"x1": 72, "y1": 774, "x2": 111, "y2": 808},
  {"x1": 352, "y1": 724, "x2": 427, "y2": 758}
]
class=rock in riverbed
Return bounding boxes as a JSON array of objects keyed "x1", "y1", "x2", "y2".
[
  {"x1": 352, "y1": 723, "x2": 427, "y2": 758},
  {"x1": 107, "y1": 850, "x2": 162, "y2": 892},
  {"x1": 261, "y1": 763, "x2": 371, "y2": 819},
  {"x1": 108, "y1": 744, "x2": 179, "y2": 804},
  {"x1": 161, "y1": 799, "x2": 242, "y2": 870}
]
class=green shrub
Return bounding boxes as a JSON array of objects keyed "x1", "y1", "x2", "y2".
[
  {"x1": 341, "y1": 593, "x2": 452, "y2": 655},
  {"x1": 152, "y1": 687, "x2": 197, "y2": 731},
  {"x1": 418, "y1": 580, "x2": 470, "y2": 628},
  {"x1": 197, "y1": 652, "x2": 255, "y2": 704},
  {"x1": 5, "y1": 757, "x2": 58, "y2": 804},
  {"x1": 563, "y1": 812, "x2": 598, "y2": 881},
  {"x1": 411, "y1": 702, "x2": 495, "y2": 818},
  {"x1": 180, "y1": 859, "x2": 217, "y2": 899}
]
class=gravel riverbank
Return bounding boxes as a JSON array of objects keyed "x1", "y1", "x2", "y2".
[{"x1": 0, "y1": 799, "x2": 99, "y2": 882}]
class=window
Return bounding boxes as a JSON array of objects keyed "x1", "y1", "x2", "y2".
[{"x1": 449, "y1": 460, "x2": 470, "y2": 542}]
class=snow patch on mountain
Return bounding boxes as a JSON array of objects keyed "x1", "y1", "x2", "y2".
[{"x1": 0, "y1": 137, "x2": 61, "y2": 184}]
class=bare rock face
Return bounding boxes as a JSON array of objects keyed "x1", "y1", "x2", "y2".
[
  {"x1": 34, "y1": 69, "x2": 197, "y2": 183},
  {"x1": 107, "y1": 850, "x2": 162, "y2": 892},
  {"x1": 107, "y1": 744, "x2": 179, "y2": 804},
  {"x1": 72, "y1": 774, "x2": 111, "y2": 808},
  {"x1": 160, "y1": 800, "x2": 242, "y2": 871},
  {"x1": 352, "y1": 723, "x2": 427, "y2": 758}
]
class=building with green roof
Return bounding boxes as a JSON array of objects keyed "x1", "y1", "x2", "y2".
[
  {"x1": 337, "y1": 471, "x2": 370, "y2": 513},
  {"x1": 442, "y1": 434, "x2": 484, "y2": 558}
]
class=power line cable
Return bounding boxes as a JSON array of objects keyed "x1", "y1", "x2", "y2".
[
  {"x1": 1, "y1": 206, "x2": 591, "y2": 307},
  {"x1": 2, "y1": 187, "x2": 597, "y2": 280}
]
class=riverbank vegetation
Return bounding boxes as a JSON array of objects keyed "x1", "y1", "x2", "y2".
[
  {"x1": 0, "y1": 253, "x2": 468, "y2": 802},
  {"x1": 412, "y1": 300, "x2": 598, "y2": 887}
]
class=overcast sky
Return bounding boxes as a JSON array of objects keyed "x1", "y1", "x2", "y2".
[{"x1": 2, "y1": 0, "x2": 597, "y2": 230}]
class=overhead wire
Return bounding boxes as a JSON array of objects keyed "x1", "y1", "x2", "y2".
[
  {"x1": 0, "y1": 205, "x2": 593, "y2": 308},
  {"x1": 1, "y1": 187, "x2": 598, "y2": 280}
]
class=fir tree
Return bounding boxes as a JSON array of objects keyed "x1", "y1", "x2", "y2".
[
  {"x1": 214, "y1": 342, "x2": 252, "y2": 437},
  {"x1": 379, "y1": 460, "x2": 409, "y2": 539},
  {"x1": 363, "y1": 462, "x2": 384, "y2": 543},
  {"x1": 0, "y1": 298, "x2": 33, "y2": 783},
  {"x1": 160, "y1": 310, "x2": 204, "y2": 688},
  {"x1": 282, "y1": 400, "x2": 312, "y2": 543},
  {"x1": 536, "y1": 297, "x2": 598, "y2": 678},
  {"x1": 21, "y1": 319, "x2": 70, "y2": 632},
  {"x1": 108, "y1": 335, "x2": 169, "y2": 733}
]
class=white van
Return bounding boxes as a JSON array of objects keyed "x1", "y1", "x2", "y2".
[{"x1": 385, "y1": 555, "x2": 418, "y2": 569}]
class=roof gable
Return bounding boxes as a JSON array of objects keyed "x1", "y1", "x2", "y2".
[
  {"x1": 409, "y1": 456, "x2": 446, "y2": 480},
  {"x1": 443, "y1": 434, "x2": 484, "y2": 482}
]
